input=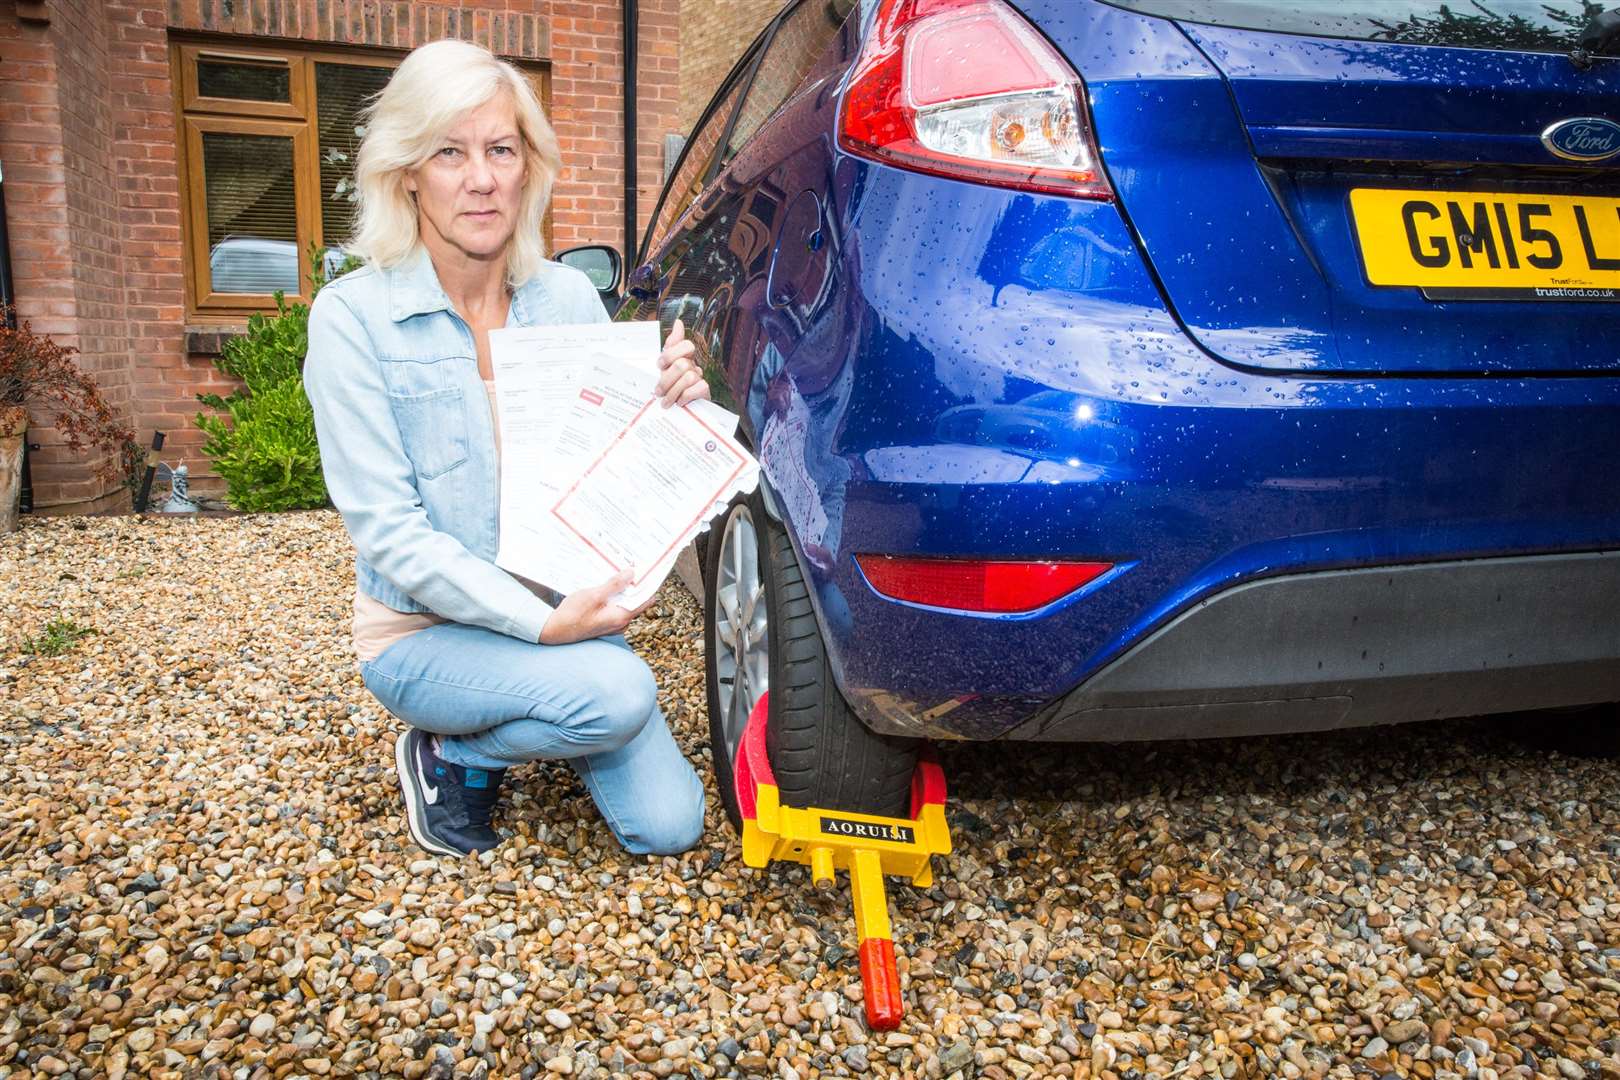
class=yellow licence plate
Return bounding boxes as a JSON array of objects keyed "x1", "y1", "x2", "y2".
[{"x1": 1349, "y1": 187, "x2": 1620, "y2": 300}]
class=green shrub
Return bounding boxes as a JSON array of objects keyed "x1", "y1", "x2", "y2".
[
  {"x1": 197, "y1": 376, "x2": 327, "y2": 512},
  {"x1": 195, "y1": 252, "x2": 357, "y2": 511}
]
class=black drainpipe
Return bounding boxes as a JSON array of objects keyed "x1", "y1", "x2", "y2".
[
  {"x1": 622, "y1": 0, "x2": 638, "y2": 272},
  {"x1": 0, "y1": 161, "x2": 30, "y2": 515}
]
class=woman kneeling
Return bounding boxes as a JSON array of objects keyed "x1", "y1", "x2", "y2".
[{"x1": 305, "y1": 40, "x2": 708, "y2": 858}]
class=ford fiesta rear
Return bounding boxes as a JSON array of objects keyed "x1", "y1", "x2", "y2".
[{"x1": 689, "y1": 0, "x2": 1620, "y2": 821}]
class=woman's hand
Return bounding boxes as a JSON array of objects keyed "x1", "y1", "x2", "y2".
[
  {"x1": 655, "y1": 319, "x2": 710, "y2": 408},
  {"x1": 539, "y1": 570, "x2": 653, "y2": 645}
]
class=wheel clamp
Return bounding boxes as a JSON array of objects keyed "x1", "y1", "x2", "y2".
[{"x1": 734, "y1": 694, "x2": 951, "y2": 1030}]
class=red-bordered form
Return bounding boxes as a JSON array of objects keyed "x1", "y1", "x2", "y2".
[{"x1": 550, "y1": 399, "x2": 749, "y2": 589}]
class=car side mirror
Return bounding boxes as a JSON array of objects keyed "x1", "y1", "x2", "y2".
[{"x1": 555, "y1": 245, "x2": 623, "y2": 298}]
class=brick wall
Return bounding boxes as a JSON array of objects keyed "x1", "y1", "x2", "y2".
[
  {"x1": 548, "y1": 0, "x2": 681, "y2": 250},
  {"x1": 677, "y1": 0, "x2": 779, "y2": 133},
  {"x1": 0, "y1": 18, "x2": 68, "y2": 350},
  {"x1": 1, "y1": 6, "x2": 130, "y2": 512},
  {"x1": 0, "y1": 0, "x2": 681, "y2": 511},
  {"x1": 106, "y1": 0, "x2": 216, "y2": 507}
]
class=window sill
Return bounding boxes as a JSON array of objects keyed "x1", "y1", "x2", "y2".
[{"x1": 185, "y1": 325, "x2": 247, "y2": 356}]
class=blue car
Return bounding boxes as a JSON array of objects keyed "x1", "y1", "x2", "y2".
[{"x1": 565, "y1": 0, "x2": 1620, "y2": 823}]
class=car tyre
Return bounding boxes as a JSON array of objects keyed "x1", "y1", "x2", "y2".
[{"x1": 704, "y1": 489, "x2": 918, "y2": 829}]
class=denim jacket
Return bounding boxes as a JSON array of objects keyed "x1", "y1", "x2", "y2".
[{"x1": 304, "y1": 247, "x2": 608, "y2": 642}]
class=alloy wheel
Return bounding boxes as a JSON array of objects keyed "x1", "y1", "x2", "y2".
[{"x1": 714, "y1": 504, "x2": 770, "y2": 770}]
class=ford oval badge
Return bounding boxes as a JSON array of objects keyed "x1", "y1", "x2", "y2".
[{"x1": 1541, "y1": 117, "x2": 1620, "y2": 161}]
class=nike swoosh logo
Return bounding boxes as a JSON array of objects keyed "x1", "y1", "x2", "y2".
[{"x1": 418, "y1": 757, "x2": 440, "y2": 804}]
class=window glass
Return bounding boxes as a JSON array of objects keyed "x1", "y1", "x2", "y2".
[
  {"x1": 643, "y1": 74, "x2": 749, "y2": 259},
  {"x1": 197, "y1": 57, "x2": 292, "y2": 102},
  {"x1": 722, "y1": 0, "x2": 854, "y2": 164},
  {"x1": 1101, "y1": 1, "x2": 1602, "y2": 52},
  {"x1": 315, "y1": 62, "x2": 394, "y2": 244},
  {"x1": 203, "y1": 132, "x2": 300, "y2": 295}
]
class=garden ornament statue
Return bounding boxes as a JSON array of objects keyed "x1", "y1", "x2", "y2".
[{"x1": 158, "y1": 463, "x2": 199, "y2": 514}]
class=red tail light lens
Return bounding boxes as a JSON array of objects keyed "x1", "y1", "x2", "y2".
[
  {"x1": 856, "y1": 555, "x2": 1113, "y2": 613},
  {"x1": 839, "y1": 0, "x2": 1112, "y2": 199}
]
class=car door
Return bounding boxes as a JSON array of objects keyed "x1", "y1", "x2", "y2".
[{"x1": 620, "y1": 0, "x2": 857, "y2": 426}]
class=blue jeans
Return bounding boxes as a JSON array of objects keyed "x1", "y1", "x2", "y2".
[{"x1": 360, "y1": 624, "x2": 705, "y2": 855}]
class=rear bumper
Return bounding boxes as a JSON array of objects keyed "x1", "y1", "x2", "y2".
[{"x1": 1003, "y1": 550, "x2": 1620, "y2": 741}]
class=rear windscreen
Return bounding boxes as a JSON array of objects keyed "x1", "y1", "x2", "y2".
[{"x1": 1101, "y1": 1, "x2": 1606, "y2": 52}]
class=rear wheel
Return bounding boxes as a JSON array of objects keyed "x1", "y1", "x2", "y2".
[{"x1": 704, "y1": 490, "x2": 917, "y2": 828}]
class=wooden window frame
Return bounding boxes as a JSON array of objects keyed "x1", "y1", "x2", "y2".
[
  {"x1": 178, "y1": 44, "x2": 308, "y2": 120},
  {"x1": 182, "y1": 114, "x2": 318, "y2": 313},
  {"x1": 173, "y1": 37, "x2": 554, "y2": 322}
]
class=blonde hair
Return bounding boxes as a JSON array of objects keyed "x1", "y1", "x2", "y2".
[{"x1": 349, "y1": 39, "x2": 561, "y2": 285}]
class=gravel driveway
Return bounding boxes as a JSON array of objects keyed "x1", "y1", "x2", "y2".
[{"x1": 2, "y1": 512, "x2": 1618, "y2": 1080}]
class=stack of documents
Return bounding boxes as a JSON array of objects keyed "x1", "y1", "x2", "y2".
[{"x1": 489, "y1": 323, "x2": 760, "y2": 608}]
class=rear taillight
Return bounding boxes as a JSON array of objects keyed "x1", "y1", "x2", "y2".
[
  {"x1": 856, "y1": 555, "x2": 1113, "y2": 613},
  {"x1": 839, "y1": 0, "x2": 1111, "y2": 200}
]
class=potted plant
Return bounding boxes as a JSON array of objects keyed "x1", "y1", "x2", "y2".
[{"x1": 0, "y1": 310, "x2": 139, "y2": 533}]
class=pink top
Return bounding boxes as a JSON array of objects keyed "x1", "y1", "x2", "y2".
[{"x1": 352, "y1": 379, "x2": 550, "y2": 662}]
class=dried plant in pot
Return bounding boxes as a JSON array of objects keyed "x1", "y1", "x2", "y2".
[{"x1": 0, "y1": 311, "x2": 139, "y2": 532}]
